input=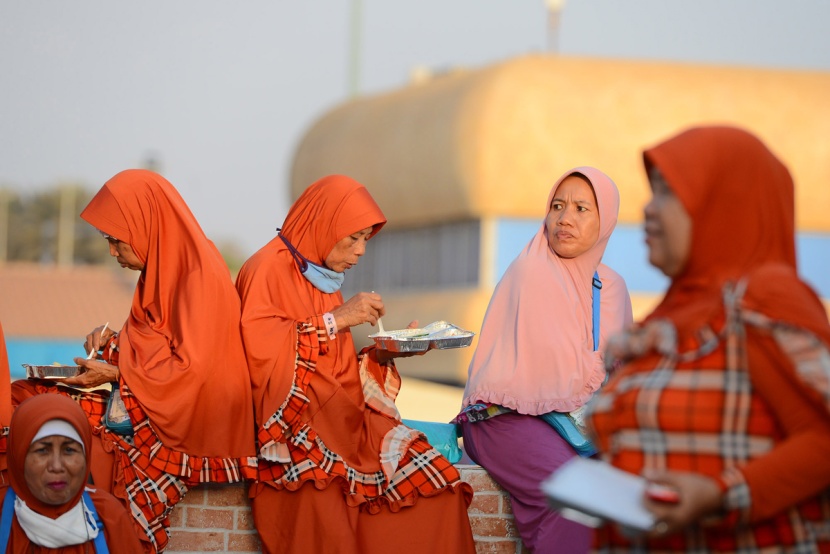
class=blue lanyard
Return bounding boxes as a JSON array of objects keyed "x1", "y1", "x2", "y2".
[
  {"x1": 0, "y1": 487, "x2": 109, "y2": 553},
  {"x1": 592, "y1": 271, "x2": 601, "y2": 352}
]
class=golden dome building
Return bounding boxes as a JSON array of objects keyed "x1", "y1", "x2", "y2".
[{"x1": 290, "y1": 54, "x2": 830, "y2": 385}]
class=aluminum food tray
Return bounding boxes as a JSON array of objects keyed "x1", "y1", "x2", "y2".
[
  {"x1": 369, "y1": 321, "x2": 474, "y2": 352},
  {"x1": 372, "y1": 336, "x2": 431, "y2": 353},
  {"x1": 430, "y1": 333, "x2": 474, "y2": 350},
  {"x1": 23, "y1": 364, "x2": 80, "y2": 380}
]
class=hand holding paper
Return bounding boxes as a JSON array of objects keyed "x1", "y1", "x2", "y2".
[
  {"x1": 542, "y1": 458, "x2": 724, "y2": 538},
  {"x1": 540, "y1": 457, "x2": 656, "y2": 533}
]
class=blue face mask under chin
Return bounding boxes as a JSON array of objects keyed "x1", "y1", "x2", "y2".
[
  {"x1": 302, "y1": 261, "x2": 345, "y2": 293},
  {"x1": 278, "y1": 231, "x2": 345, "y2": 293}
]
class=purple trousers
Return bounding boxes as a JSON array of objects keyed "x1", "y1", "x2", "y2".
[{"x1": 460, "y1": 412, "x2": 592, "y2": 553}]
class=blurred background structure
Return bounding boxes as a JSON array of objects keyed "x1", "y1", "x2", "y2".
[
  {"x1": 1, "y1": 1, "x2": 829, "y2": 421},
  {"x1": 294, "y1": 54, "x2": 830, "y2": 385}
]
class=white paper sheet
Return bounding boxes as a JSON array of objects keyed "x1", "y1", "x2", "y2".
[{"x1": 540, "y1": 457, "x2": 656, "y2": 532}]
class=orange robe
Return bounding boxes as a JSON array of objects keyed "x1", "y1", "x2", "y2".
[
  {"x1": 79, "y1": 170, "x2": 255, "y2": 458},
  {"x1": 14, "y1": 170, "x2": 257, "y2": 553},
  {"x1": 237, "y1": 175, "x2": 475, "y2": 554},
  {"x1": 0, "y1": 321, "x2": 11, "y2": 486}
]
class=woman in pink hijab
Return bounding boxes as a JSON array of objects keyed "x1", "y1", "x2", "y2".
[{"x1": 457, "y1": 167, "x2": 633, "y2": 553}]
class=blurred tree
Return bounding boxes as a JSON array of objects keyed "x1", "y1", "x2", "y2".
[
  {"x1": 74, "y1": 191, "x2": 111, "y2": 264},
  {"x1": 215, "y1": 239, "x2": 248, "y2": 275},
  {"x1": 0, "y1": 187, "x2": 14, "y2": 263},
  {"x1": 2, "y1": 184, "x2": 245, "y2": 271},
  {"x1": 3, "y1": 185, "x2": 110, "y2": 265}
]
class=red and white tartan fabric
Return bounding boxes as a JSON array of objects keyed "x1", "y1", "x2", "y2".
[
  {"x1": 588, "y1": 283, "x2": 830, "y2": 553},
  {"x1": 255, "y1": 319, "x2": 467, "y2": 510}
]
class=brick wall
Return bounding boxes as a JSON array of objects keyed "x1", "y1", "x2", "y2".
[{"x1": 166, "y1": 464, "x2": 528, "y2": 554}]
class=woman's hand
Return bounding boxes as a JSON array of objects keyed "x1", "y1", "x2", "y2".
[
  {"x1": 64, "y1": 358, "x2": 119, "y2": 388},
  {"x1": 604, "y1": 319, "x2": 675, "y2": 371},
  {"x1": 83, "y1": 324, "x2": 116, "y2": 358},
  {"x1": 642, "y1": 469, "x2": 724, "y2": 538},
  {"x1": 332, "y1": 291, "x2": 385, "y2": 330}
]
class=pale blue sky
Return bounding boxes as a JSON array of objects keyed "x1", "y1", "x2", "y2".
[{"x1": 2, "y1": 1, "x2": 828, "y2": 255}]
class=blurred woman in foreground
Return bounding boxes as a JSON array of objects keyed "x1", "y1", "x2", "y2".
[{"x1": 588, "y1": 126, "x2": 830, "y2": 552}]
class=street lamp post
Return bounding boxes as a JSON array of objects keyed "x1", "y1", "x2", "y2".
[
  {"x1": 546, "y1": 0, "x2": 566, "y2": 54},
  {"x1": 348, "y1": 0, "x2": 363, "y2": 98}
]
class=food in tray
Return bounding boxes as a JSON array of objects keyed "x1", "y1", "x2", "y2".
[
  {"x1": 369, "y1": 321, "x2": 475, "y2": 352},
  {"x1": 23, "y1": 364, "x2": 81, "y2": 380},
  {"x1": 377, "y1": 328, "x2": 430, "y2": 339}
]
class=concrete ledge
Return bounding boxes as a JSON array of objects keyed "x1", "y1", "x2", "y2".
[{"x1": 166, "y1": 465, "x2": 527, "y2": 553}]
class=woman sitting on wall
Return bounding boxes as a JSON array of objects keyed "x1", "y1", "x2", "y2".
[
  {"x1": 236, "y1": 174, "x2": 476, "y2": 554},
  {"x1": 457, "y1": 167, "x2": 633, "y2": 553},
  {"x1": 13, "y1": 169, "x2": 257, "y2": 553},
  {"x1": 0, "y1": 321, "x2": 11, "y2": 488}
]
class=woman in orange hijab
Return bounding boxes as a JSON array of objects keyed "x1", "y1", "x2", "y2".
[
  {"x1": 236, "y1": 174, "x2": 475, "y2": 554},
  {"x1": 1, "y1": 394, "x2": 143, "y2": 553},
  {"x1": 0, "y1": 321, "x2": 11, "y2": 488},
  {"x1": 12, "y1": 169, "x2": 256, "y2": 553},
  {"x1": 587, "y1": 126, "x2": 830, "y2": 551}
]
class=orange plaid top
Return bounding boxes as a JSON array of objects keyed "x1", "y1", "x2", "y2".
[{"x1": 588, "y1": 283, "x2": 830, "y2": 553}]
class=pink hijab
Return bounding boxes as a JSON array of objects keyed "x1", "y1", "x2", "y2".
[{"x1": 463, "y1": 167, "x2": 633, "y2": 414}]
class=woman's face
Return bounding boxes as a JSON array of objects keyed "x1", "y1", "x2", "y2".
[
  {"x1": 106, "y1": 237, "x2": 144, "y2": 271},
  {"x1": 24, "y1": 435, "x2": 87, "y2": 506},
  {"x1": 545, "y1": 174, "x2": 600, "y2": 259},
  {"x1": 325, "y1": 227, "x2": 373, "y2": 272},
  {"x1": 644, "y1": 166, "x2": 692, "y2": 277}
]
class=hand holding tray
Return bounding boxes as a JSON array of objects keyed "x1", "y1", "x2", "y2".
[{"x1": 23, "y1": 364, "x2": 81, "y2": 380}]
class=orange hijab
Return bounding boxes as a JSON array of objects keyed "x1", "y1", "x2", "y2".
[
  {"x1": 236, "y1": 174, "x2": 386, "y2": 425},
  {"x1": 643, "y1": 125, "x2": 830, "y2": 345},
  {"x1": 0, "y1": 321, "x2": 10, "y2": 476},
  {"x1": 80, "y1": 170, "x2": 254, "y2": 457},
  {"x1": 8, "y1": 395, "x2": 92, "y2": 519},
  {"x1": 4, "y1": 395, "x2": 144, "y2": 553}
]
